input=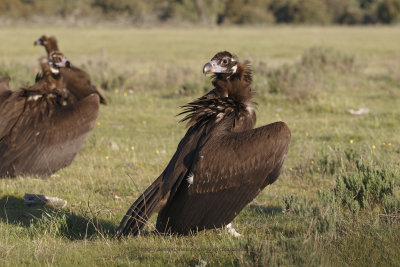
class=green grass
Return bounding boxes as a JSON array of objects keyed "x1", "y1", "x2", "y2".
[{"x1": 0, "y1": 26, "x2": 399, "y2": 266}]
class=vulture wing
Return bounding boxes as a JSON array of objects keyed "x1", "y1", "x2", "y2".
[
  {"x1": 61, "y1": 66, "x2": 107, "y2": 105},
  {"x1": 0, "y1": 93, "x2": 100, "y2": 177},
  {"x1": 156, "y1": 121, "x2": 291, "y2": 234},
  {"x1": 117, "y1": 120, "x2": 290, "y2": 237},
  {"x1": 116, "y1": 122, "x2": 212, "y2": 237}
]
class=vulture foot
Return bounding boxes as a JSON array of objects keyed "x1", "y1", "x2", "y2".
[{"x1": 226, "y1": 223, "x2": 242, "y2": 237}]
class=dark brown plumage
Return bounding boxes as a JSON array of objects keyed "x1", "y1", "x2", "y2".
[
  {"x1": 0, "y1": 76, "x2": 11, "y2": 105},
  {"x1": 116, "y1": 51, "x2": 291, "y2": 237},
  {"x1": 0, "y1": 52, "x2": 99, "y2": 177},
  {"x1": 34, "y1": 35, "x2": 107, "y2": 104}
]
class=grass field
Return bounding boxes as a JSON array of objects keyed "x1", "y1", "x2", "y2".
[{"x1": 0, "y1": 26, "x2": 399, "y2": 266}]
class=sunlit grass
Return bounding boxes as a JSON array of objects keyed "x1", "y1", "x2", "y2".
[{"x1": 0, "y1": 26, "x2": 399, "y2": 265}]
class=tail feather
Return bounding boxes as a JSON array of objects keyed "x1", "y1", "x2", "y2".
[
  {"x1": 116, "y1": 179, "x2": 162, "y2": 238},
  {"x1": 91, "y1": 85, "x2": 107, "y2": 105}
]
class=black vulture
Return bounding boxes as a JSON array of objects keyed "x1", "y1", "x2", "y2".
[
  {"x1": 0, "y1": 51, "x2": 100, "y2": 177},
  {"x1": 116, "y1": 51, "x2": 291, "y2": 237},
  {"x1": 34, "y1": 35, "x2": 107, "y2": 104}
]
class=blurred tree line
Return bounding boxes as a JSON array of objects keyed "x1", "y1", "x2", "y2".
[{"x1": 0, "y1": 0, "x2": 399, "y2": 24}]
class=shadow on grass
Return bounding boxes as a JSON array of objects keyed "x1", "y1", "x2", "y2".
[{"x1": 0, "y1": 195, "x2": 116, "y2": 240}]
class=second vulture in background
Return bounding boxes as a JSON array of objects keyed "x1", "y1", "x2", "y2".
[
  {"x1": 117, "y1": 51, "x2": 291, "y2": 237},
  {"x1": 34, "y1": 35, "x2": 107, "y2": 105},
  {"x1": 0, "y1": 52, "x2": 99, "y2": 177}
]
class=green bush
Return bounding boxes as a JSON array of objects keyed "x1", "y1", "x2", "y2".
[
  {"x1": 270, "y1": 0, "x2": 330, "y2": 24},
  {"x1": 301, "y1": 47, "x2": 355, "y2": 72},
  {"x1": 282, "y1": 191, "x2": 337, "y2": 235},
  {"x1": 376, "y1": 0, "x2": 400, "y2": 23},
  {"x1": 223, "y1": 0, "x2": 274, "y2": 24},
  {"x1": 1, "y1": 0, "x2": 400, "y2": 24},
  {"x1": 267, "y1": 47, "x2": 355, "y2": 101},
  {"x1": 334, "y1": 160, "x2": 399, "y2": 213}
]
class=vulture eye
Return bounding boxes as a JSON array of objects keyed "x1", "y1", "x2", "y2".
[{"x1": 222, "y1": 58, "x2": 229, "y2": 64}]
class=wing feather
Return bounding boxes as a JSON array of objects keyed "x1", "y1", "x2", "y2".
[
  {"x1": 156, "y1": 121, "x2": 290, "y2": 234},
  {"x1": 116, "y1": 123, "x2": 209, "y2": 237},
  {"x1": 190, "y1": 121, "x2": 290, "y2": 194}
]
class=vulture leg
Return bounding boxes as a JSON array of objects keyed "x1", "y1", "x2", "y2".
[{"x1": 226, "y1": 223, "x2": 242, "y2": 237}]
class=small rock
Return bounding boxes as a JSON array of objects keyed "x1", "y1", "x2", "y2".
[
  {"x1": 196, "y1": 259, "x2": 207, "y2": 267},
  {"x1": 108, "y1": 140, "x2": 119, "y2": 151},
  {"x1": 348, "y1": 107, "x2": 369, "y2": 115},
  {"x1": 24, "y1": 193, "x2": 67, "y2": 208},
  {"x1": 111, "y1": 124, "x2": 124, "y2": 130}
]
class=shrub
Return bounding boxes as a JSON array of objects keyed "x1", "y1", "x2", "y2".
[
  {"x1": 282, "y1": 191, "x2": 337, "y2": 235},
  {"x1": 270, "y1": 0, "x2": 330, "y2": 24},
  {"x1": 300, "y1": 47, "x2": 355, "y2": 73},
  {"x1": 376, "y1": 0, "x2": 400, "y2": 23},
  {"x1": 223, "y1": 0, "x2": 274, "y2": 24},
  {"x1": 267, "y1": 47, "x2": 355, "y2": 102},
  {"x1": 334, "y1": 160, "x2": 399, "y2": 214}
]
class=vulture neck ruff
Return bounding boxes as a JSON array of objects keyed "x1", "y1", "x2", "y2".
[
  {"x1": 45, "y1": 38, "x2": 59, "y2": 56},
  {"x1": 180, "y1": 61, "x2": 256, "y2": 130},
  {"x1": 22, "y1": 63, "x2": 65, "y2": 99}
]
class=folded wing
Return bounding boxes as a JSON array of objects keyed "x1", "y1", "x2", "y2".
[
  {"x1": 156, "y1": 121, "x2": 290, "y2": 234},
  {"x1": 0, "y1": 93, "x2": 99, "y2": 177}
]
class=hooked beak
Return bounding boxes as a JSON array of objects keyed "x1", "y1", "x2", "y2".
[
  {"x1": 34, "y1": 39, "x2": 42, "y2": 46},
  {"x1": 203, "y1": 60, "x2": 227, "y2": 75},
  {"x1": 203, "y1": 62, "x2": 212, "y2": 75}
]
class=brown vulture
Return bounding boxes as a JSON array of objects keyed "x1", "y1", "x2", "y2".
[
  {"x1": 0, "y1": 51, "x2": 100, "y2": 177},
  {"x1": 116, "y1": 51, "x2": 291, "y2": 237},
  {"x1": 34, "y1": 35, "x2": 107, "y2": 105}
]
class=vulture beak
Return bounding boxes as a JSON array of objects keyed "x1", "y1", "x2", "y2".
[
  {"x1": 203, "y1": 62, "x2": 212, "y2": 75},
  {"x1": 34, "y1": 39, "x2": 42, "y2": 46},
  {"x1": 203, "y1": 60, "x2": 227, "y2": 75}
]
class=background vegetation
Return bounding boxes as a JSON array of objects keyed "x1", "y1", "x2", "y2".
[
  {"x1": 0, "y1": 26, "x2": 399, "y2": 265},
  {"x1": 1, "y1": 0, "x2": 400, "y2": 25}
]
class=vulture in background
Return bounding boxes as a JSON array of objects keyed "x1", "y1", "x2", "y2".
[
  {"x1": 0, "y1": 51, "x2": 100, "y2": 177},
  {"x1": 116, "y1": 51, "x2": 291, "y2": 237},
  {"x1": 34, "y1": 35, "x2": 107, "y2": 105}
]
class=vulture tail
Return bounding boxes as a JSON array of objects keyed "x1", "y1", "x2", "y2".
[
  {"x1": 115, "y1": 178, "x2": 163, "y2": 238},
  {"x1": 91, "y1": 85, "x2": 107, "y2": 105}
]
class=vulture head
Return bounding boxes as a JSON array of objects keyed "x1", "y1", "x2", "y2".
[
  {"x1": 34, "y1": 35, "x2": 59, "y2": 56},
  {"x1": 203, "y1": 51, "x2": 239, "y2": 77},
  {"x1": 202, "y1": 51, "x2": 253, "y2": 104},
  {"x1": 48, "y1": 51, "x2": 71, "y2": 74},
  {"x1": 32, "y1": 51, "x2": 71, "y2": 95}
]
